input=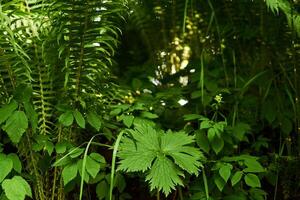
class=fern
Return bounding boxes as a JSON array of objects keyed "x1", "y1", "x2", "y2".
[{"x1": 118, "y1": 123, "x2": 204, "y2": 196}]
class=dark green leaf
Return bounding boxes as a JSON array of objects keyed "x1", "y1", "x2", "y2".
[{"x1": 87, "y1": 112, "x2": 101, "y2": 131}]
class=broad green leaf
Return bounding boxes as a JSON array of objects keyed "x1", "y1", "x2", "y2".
[
  {"x1": 3, "y1": 111, "x2": 28, "y2": 144},
  {"x1": 110, "y1": 108, "x2": 122, "y2": 116},
  {"x1": 59, "y1": 111, "x2": 74, "y2": 127},
  {"x1": 77, "y1": 159, "x2": 89, "y2": 183},
  {"x1": 0, "y1": 101, "x2": 18, "y2": 124},
  {"x1": 211, "y1": 137, "x2": 224, "y2": 154},
  {"x1": 62, "y1": 162, "x2": 78, "y2": 185},
  {"x1": 219, "y1": 164, "x2": 232, "y2": 182},
  {"x1": 146, "y1": 156, "x2": 184, "y2": 196},
  {"x1": 0, "y1": 157, "x2": 13, "y2": 182},
  {"x1": 87, "y1": 112, "x2": 101, "y2": 131},
  {"x1": 122, "y1": 115, "x2": 134, "y2": 128},
  {"x1": 244, "y1": 159, "x2": 265, "y2": 173},
  {"x1": 195, "y1": 130, "x2": 210, "y2": 153},
  {"x1": 55, "y1": 142, "x2": 67, "y2": 154},
  {"x1": 214, "y1": 175, "x2": 226, "y2": 192},
  {"x1": 69, "y1": 148, "x2": 84, "y2": 158},
  {"x1": 200, "y1": 120, "x2": 212, "y2": 129},
  {"x1": 7, "y1": 154, "x2": 22, "y2": 173},
  {"x1": 207, "y1": 128, "x2": 215, "y2": 142},
  {"x1": 96, "y1": 181, "x2": 108, "y2": 199},
  {"x1": 73, "y1": 110, "x2": 85, "y2": 128},
  {"x1": 231, "y1": 171, "x2": 243, "y2": 186},
  {"x1": 85, "y1": 156, "x2": 101, "y2": 178},
  {"x1": 244, "y1": 173, "x2": 261, "y2": 188},
  {"x1": 90, "y1": 153, "x2": 106, "y2": 163},
  {"x1": 140, "y1": 111, "x2": 158, "y2": 119},
  {"x1": 2, "y1": 176, "x2": 32, "y2": 200}
]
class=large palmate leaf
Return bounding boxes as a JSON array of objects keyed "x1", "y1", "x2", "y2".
[{"x1": 118, "y1": 124, "x2": 204, "y2": 196}]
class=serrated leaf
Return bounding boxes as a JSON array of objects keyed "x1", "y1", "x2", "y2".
[
  {"x1": 2, "y1": 111, "x2": 28, "y2": 144},
  {"x1": 219, "y1": 164, "x2": 232, "y2": 182},
  {"x1": 73, "y1": 110, "x2": 85, "y2": 128},
  {"x1": 195, "y1": 130, "x2": 210, "y2": 153},
  {"x1": 2, "y1": 176, "x2": 32, "y2": 200},
  {"x1": 7, "y1": 154, "x2": 22, "y2": 173},
  {"x1": 62, "y1": 162, "x2": 78, "y2": 185},
  {"x1": 86, "y1": 156, "x2": 101, "y2": 178},
  {"x1": 146, "y1": 156, "x2": 184, "y2": 196},
  {"x1": 244, "y1": 173, "x2": 261, "y2": 188},
  {"x1": 161, "y1": 132, "x2": 202, "y2": 175},
  {"x1": 231, "y1": 171, "x2": 243, "y2": 186},
  {"x1": 122, "y1": 115, "x2": 134, "y2": 128},
  {"x1": 118, "y1": 124, "x2": 203, "y2": 196},
  {"x1": 59, "y1": 111, "x2": 73, "y2": 126},
  {"x1": 87, "y1": 112, "x2": 101, "y2": 131},
  {"x1": 0, "y1": 101, "x2": 18, "y2": 124},
  {"x1": 0, "y1": 157, "x2": 13, "y2": 182}
]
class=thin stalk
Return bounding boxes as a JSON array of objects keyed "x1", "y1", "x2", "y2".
[
  {"x1": 202, "y1": 168, "x2": 209, "y2": 200},
  {"x1": 109, "y1": 131, "x2": 125, "y2": 200},
  {"x1": 157, "y1": 190, "x2": 160, "y2": 200},
  {"x1": 183, "y1": 0, "x2": 189, "y2": 34}
]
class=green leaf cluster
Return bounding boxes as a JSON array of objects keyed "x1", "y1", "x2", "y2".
[{"x1": 118, "y1": 124, "x2": 204, "y2": 196}]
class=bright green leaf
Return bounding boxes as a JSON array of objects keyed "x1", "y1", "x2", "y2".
[
  {"x1": 73, "y1": 110, "x2": 85, "y2": 128},
  {"x1": 122, "y1": 115, "x2": 134, "y2": 128},
  {"x1": 62, "y1": 162, "x2": 78, "y2": 185},
  {"x1": 140, "y1": 111, "x2": 158, "y2": 119},
  {"x1": 244, "y1": 159, "x2": 265, "y2": 173},
  {"x1": 0, "y1": 101, "x2": 18, "y2": 124},
  {"x1": 244, "y1": 173, "x2": 261, "y2": 188},
  {"x1": 2, "y1": 176, "x2": 32, "y2": 200},
  {"x1": 231, "y1": 171, "x2": 243, "y2": 186},
  {"x1": 2, "y1": 111, "x2": 28, "y2": 144},
  {"x1": 87, "y1": 112, "x2": 101, "y2": 131},
  {"x1": 85, "y1": 156, "x2": 101, "y2": 178},
  {"x1": 7, "y1": 154, "x2": 22, "y2": 173},
  {"x1": 200, "y1": 120, "x2": 211, "y2": 129},
  {"x1": 219, "y1": 164, "x2": 232, "y2": 183},
  {"x1": 59, "y1": 111, "x2": 74, "y2": 127},
  {"x1": 0, "y1": 157, "x2": 13, "y2": 182}
]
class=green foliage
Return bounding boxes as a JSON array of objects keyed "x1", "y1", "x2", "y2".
[
  {"x1": 2, "y1": 176, "x2": 32, "y2": 200},
  {"x1": 0, "y1": 0, "x2": 299, "y2": 199},
  {"x1": 118, "y1": 124, "x2": 204, "y2": 195}
]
